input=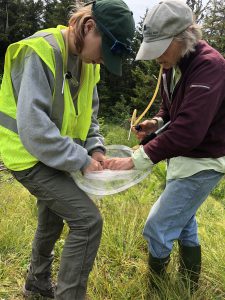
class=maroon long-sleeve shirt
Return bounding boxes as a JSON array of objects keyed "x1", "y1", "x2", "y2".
[{"x1": 144, "y1": 40, "x2": 225, "y2": 164}]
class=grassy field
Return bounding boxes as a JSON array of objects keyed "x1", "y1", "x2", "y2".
[{"x1": 0, "y1": 124, "x2": 225, "y2": 300}]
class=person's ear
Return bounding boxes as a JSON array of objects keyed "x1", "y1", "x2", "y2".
[{"x1": 84, "y1": 19, "x2": 96, "y2": 35}]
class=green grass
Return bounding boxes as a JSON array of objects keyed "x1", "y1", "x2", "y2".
[{"x1": 0, "y1": 124, "x2": 225, "y2": 299}]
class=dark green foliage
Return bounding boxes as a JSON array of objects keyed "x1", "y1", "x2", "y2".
[
  {"x1": 43, "y1": 0, "x2": 74, "y2": 28},
  {"x1": 202, "y1": 0, "x2": 225, "y2": 56},
  {"x1": 0, "y1": 0, "x2": 44, "y2": 73},
  {"x1": 0, "y1": 0, "x2": 74, "y2": 73},
  {"x1": 186, "y1": 0, "x2": 210, "y2": 22},
  {"x1": 0, "y1": 0, "x2": 225, "y2": 120},
  {"x1": 130, "y1": 60, "x2": 162, "y2": 120},
  {"x1": 0, "y1": 0, "x2": 44, "y2": 42},
  {"x1": 211, "y1": 177, "x2": 225, "y2": 207},
  {"x1": 98, "y1": 14, "x2": 162, "y2": 123}
]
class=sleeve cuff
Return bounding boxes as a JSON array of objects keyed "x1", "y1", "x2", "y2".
[
  {"x1": 152, "y1": 117, "x2": 164, "y2": 129},
  {"x1": 88, "y1": 147, "x2": 106, "y2": 156},
  {"x1": 131, "y1": 146, "x2": 154, "y2": 170},
  {"x1": 81, "y1": 155, "x2": 92, "y2": 172}
]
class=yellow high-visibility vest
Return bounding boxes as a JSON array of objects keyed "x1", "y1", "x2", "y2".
[{"x1": 0, "y1": 25, "x2": 100, "y2": 171}]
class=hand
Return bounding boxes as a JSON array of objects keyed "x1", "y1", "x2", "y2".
[
  {"x1": 132, "y1": 119, "x2": 158, "y2": 141},
  {"x1": 91, "y1": 151, "x2": 106, "y2": 165},
  {"x1": 103, "y1": 157, "x2": 134, "y2": 170},
  {"x1": 83, "y1": 158, "x2": 103, "y2": 174}
]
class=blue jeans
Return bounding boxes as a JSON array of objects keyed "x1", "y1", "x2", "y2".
[{"x1": 143, "y1": 170, "x2": 223, "y2": 258}]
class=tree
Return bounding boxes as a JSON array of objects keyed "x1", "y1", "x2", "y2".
[
  {"x1": 0, "y1": 0, "x2": 13, "y2": 64},
  {"x1": 0, "y1": 0, "x2": 44, "y2": 72},
  {"x1": 1, "y1": 0, "x2": 225, "y2": 124},
  {"x1": 43, "y1": 0, "x2": 74, "y2": 28},
  {"x1": 128, "y1": 14, "x2": 162, "y2": 122},
  {"x1": 97, "y1": 11, "x2": 163, "y2": 124},
  {"x1": 202, "y1": 0, "x2": 225, "y2": 55},
  {"x1": 186, "y1": 0, "x2": 211, "y2": 22},
  {"x1": 8, "y1": 0, "x2": 44, "y2": 41}
]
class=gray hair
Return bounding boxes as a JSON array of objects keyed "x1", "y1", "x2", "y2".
[{"x1": 174, "y1": 23, "x2": 202, "y2": 57}]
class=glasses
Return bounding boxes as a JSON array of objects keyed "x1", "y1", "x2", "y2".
[{"x1": 86, "y1": 1, "x2": 133, "y2": 56}]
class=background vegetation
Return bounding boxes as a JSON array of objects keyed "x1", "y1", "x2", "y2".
[
  {"x1": 0, "y1": 125, "x2": 225, "y2": 300},
  {"x1": 1, "y1": 0, "x2": 225, "y2": 122}
]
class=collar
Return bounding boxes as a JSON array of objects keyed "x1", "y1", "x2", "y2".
[{"x1": 178, "y1": 40, "x2": 206, "y2": 73}]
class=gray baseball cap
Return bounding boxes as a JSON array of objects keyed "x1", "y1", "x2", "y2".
[{"x1": 136, "y1": 0, "x2": 193, "y2": 60}]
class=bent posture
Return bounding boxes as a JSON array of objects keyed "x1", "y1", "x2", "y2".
[
  {"x1": 0, "y1": 1, "x2": 135, "y2": 299},
  {"x1": 104, "y1": 0, "x2": 225, "y2": 292}
]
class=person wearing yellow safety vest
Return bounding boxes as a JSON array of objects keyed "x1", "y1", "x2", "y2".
[{"x1": 0, "y1": 0, "x2": 135, "y2": 299}]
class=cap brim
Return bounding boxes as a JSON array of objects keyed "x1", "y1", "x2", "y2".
[
  {"x1": 101, "y1": 36, "x2": 122, "y2": 76},
  {"x1": 136, "y1": 37, "x2": 173, "y2": 61}
]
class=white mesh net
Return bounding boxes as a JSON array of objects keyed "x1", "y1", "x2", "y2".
[{"x1": 72, "y1": 145, "x2": 151, "y2": 196}]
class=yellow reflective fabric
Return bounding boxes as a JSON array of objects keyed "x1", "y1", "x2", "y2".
[
  {"x1": 41, "y1": 25, "x2": 101, "y2": 140},
  {"x1": 62, "y1": 63, "x2": 100, "y2": 140},
  {"x1": 0, "y1": 38, "x2": 55, "y2": 171},
  {"x1": 0, "y1": 26, "x2": 100, "y2": 170},
  {"x1": 0, "y1": 127, "x2": 39, "y2": 171},
  {"x1": 0, "y1": 38, "x2": 55, "y2": 119}
]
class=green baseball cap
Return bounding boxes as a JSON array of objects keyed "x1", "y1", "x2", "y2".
[
  {"x1": 91, "y1": 0, "x2": 135, "y2": 76},
  {"x1": 136, "y1": 0, "x2": 193, "y2": 61}
]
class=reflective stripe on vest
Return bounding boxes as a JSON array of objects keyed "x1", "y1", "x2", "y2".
[
  {"x1": 30, "y1": 32, "x2": 65, "y2": 131},
  {"x1": 0, "y1": 111, "x2": 18, "y2": 133},
  {"x1": 0, "y1": 25, "x2": 100, "y2": 170},
  {"x1": 1, "y1": 33, "x2": 64, "y2": 131}
]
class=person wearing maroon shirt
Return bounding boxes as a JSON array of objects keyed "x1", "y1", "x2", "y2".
[{"x1": 104, "y1": 0, "x2": 225, "y2": 292}]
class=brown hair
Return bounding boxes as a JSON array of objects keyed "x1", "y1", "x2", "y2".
[{"x1": 68, "y1": 1, "x2": 97, "y2": 53}]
